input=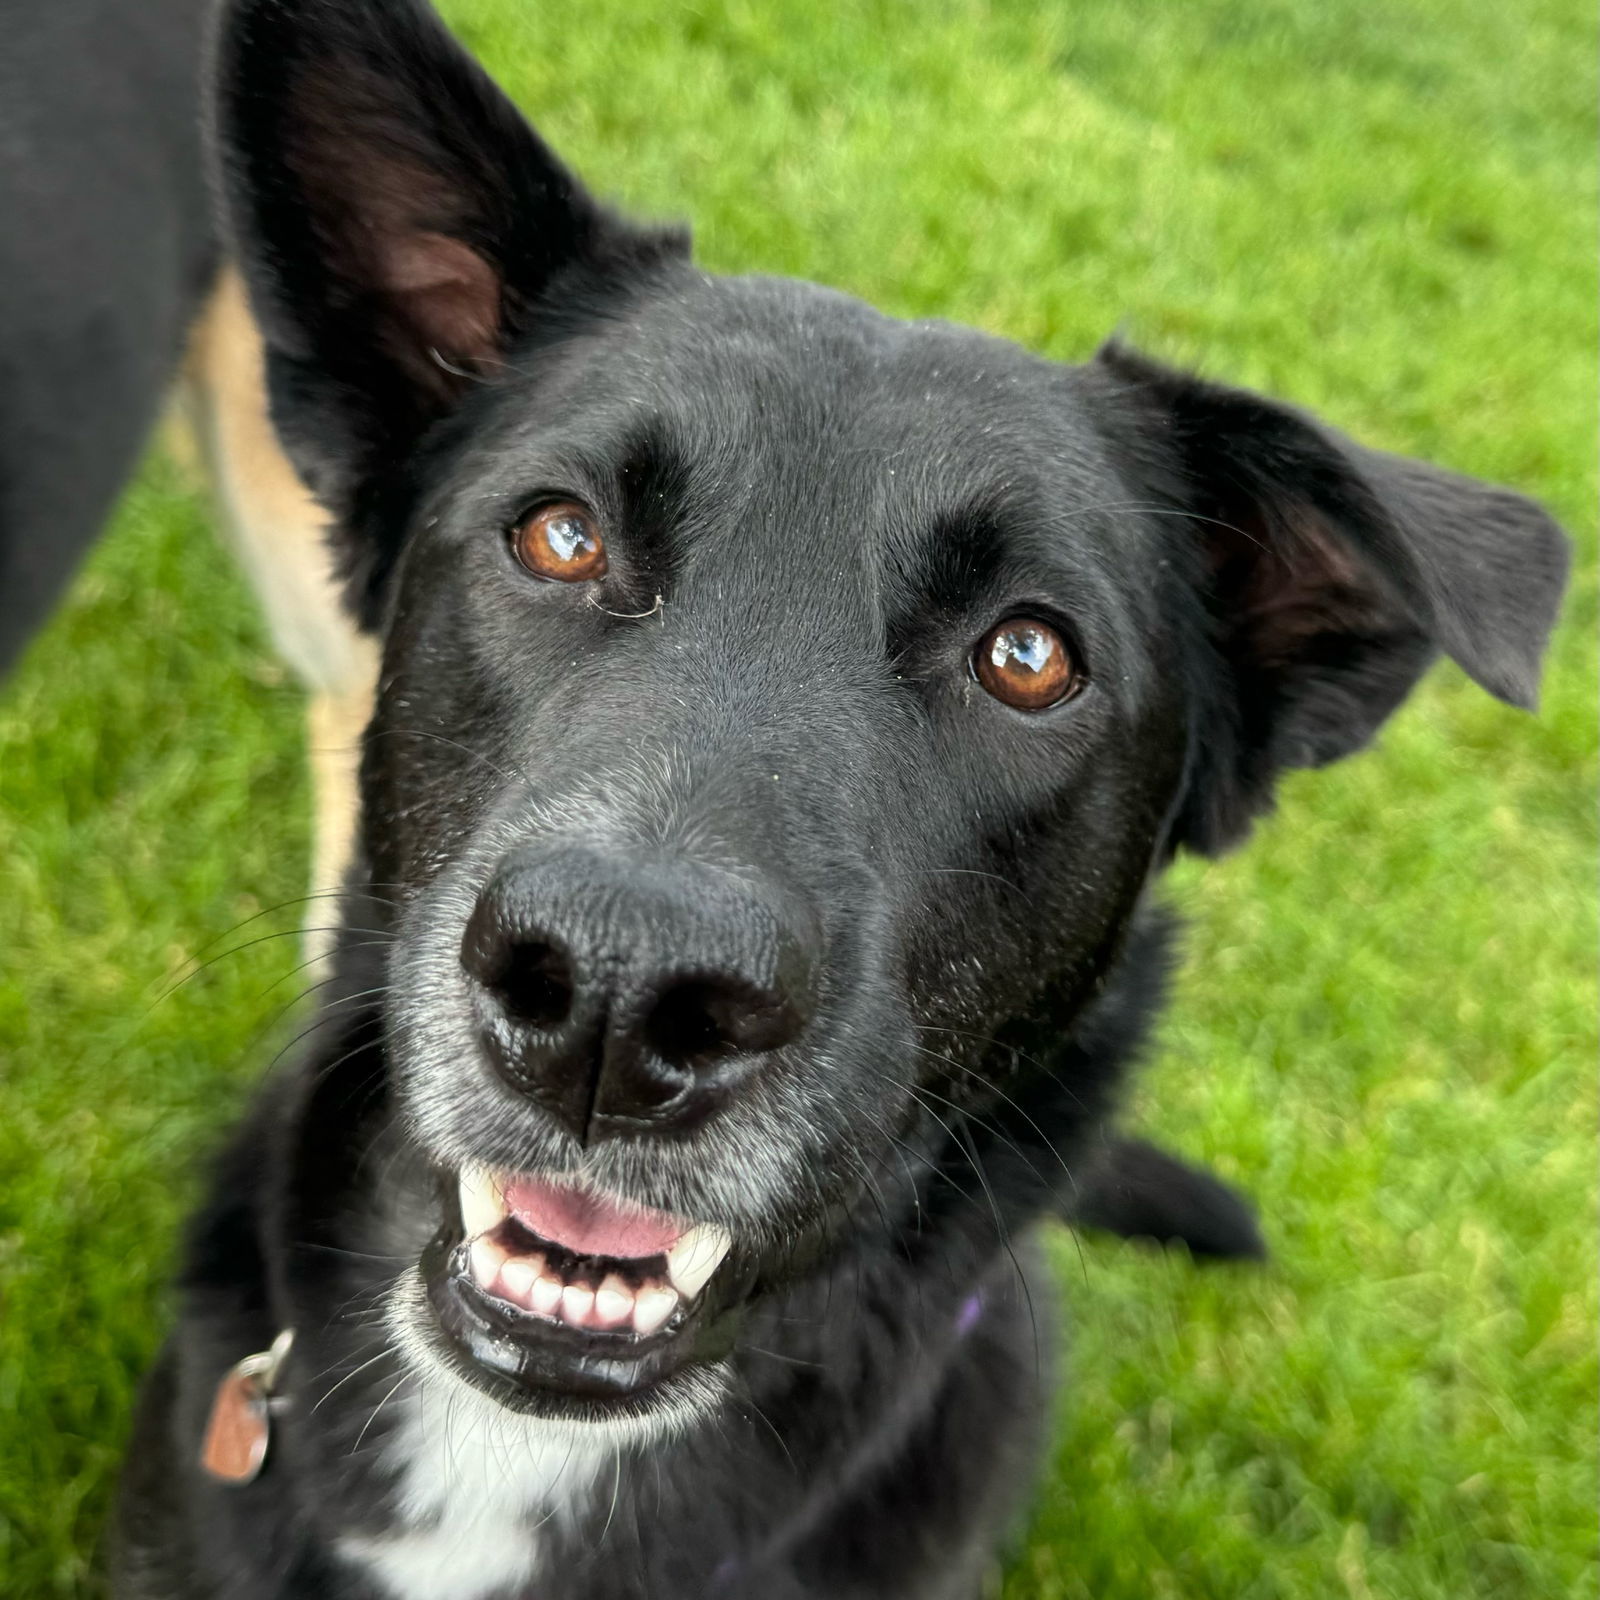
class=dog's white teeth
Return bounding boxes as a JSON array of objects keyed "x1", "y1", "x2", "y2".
[
  {"x1": 457, "y1": 1169, "x2": 711, "y2": 1334},
  {"x1": 499, "y1": 1256, "x2": 539, "y2": 1306},
  {"x1": 560, "y1": 1284, "x2": 596, "y2": 1328},
  {"x1": 632, "y1": 1285, "x2": 679, "y2": 1337},
  {"x1": 468, "y1": 1235, "x2": 508, "y2": 1292},
  {"x1": 474, "y1": 1250, "x2": 681, "y2": 1337},
  {"x1": 665, "y1": 1224, "x2": 732, "y2": 1302},
  {"x1": 593, "y1": 1276, "x2": 634, "y2": 1330},
  {"x1": 458, "y1": 1164, "x2": 506, "y2": 1239}
]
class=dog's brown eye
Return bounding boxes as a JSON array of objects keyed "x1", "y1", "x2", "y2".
[
  {"x1": 512, "y1": 502, "x2": 607, "y2": 582},
  {"x1": 974, "y1": 619, "x2": 1079, "y2": 710}
]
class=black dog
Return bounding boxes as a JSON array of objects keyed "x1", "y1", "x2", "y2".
[{"x1": 113, "y1": 1, "x2": 1568, "y2": 1595}]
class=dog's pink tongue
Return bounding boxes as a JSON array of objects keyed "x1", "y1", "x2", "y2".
[{"x1": 502, "y1": 1178, "x2": 682, "y2": 1260}]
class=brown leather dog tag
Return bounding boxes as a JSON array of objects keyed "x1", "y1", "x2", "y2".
[
  {"x1": 200, "y1": 1363, "x2": 270, "y2": 1483},
  {"x1": 199, "y1": 1329, "x2": 294, "y2": 1486}
]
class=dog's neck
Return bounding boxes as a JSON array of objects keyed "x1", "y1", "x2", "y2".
[{"x1": 334, "y1": 1364, "x2": 612, "y2": 1600}]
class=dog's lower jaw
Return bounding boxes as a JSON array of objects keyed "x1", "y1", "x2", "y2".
[{"x1": 388, "y1": 1265, "x2": 736, "y2": 1442}]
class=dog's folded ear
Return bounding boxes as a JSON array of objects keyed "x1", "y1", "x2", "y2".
[
  {"x1": 211, "y1": 0, "x2": 684, "y2": 622},
  {"x1": 1092, "y1": 342, "x2": 1570, "y2": 855}
]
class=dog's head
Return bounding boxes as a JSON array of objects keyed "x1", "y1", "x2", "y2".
[{"x1": 216, "y1": 0, "x2": 1567, "y2": 1431}]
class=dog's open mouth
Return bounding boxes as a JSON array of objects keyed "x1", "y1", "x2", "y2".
[
  {"x1": 459, "y1": 1167, "x2": 732, "y2": 1336},
  {"x1": 420, "y1": 1166, "x2": 741, "y2": 1410}
]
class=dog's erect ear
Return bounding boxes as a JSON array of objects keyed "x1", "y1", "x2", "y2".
[
  {"x1": 1093, "y1": 343, "x2": 1569, "y2": 855},
  {"x1": 212, "y1": 0, "x2": 684, "y2": 620}
]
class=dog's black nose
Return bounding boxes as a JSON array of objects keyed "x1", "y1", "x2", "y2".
[{"x1": 461, "y1": 846, "x2": 816, "y2": 1142}]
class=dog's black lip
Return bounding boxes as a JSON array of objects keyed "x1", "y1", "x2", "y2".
[{"x1": 419, "y1": 1217, "x2": 755, "y2": 1412}]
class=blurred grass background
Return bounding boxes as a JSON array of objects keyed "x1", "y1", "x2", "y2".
[{"x1": 0, "y1": 0, "x2": 1593, "y2": 1594}]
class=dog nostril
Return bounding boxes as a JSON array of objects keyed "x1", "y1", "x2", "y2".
[
  {"x1": 461, "y1": 898, "x2": 576, "y2": 1030},
  {"x1": 495, "y1": 941, "x2": 574, "y2": 1029},
  {"x1": 645, "y1": 978, "x2": 799, "y2": 1069},
  {"x1": 646, "y1": 982, "x2": 730, "y2": 1067}
]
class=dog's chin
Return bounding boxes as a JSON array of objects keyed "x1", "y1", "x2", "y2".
[{"x1": 399, "y1": 1164, "x2": 756, "y2": 1432}]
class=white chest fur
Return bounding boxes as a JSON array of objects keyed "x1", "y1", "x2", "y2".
[{"x1": 338, "y1": 1371, "x2": 611, "y2": 1600}]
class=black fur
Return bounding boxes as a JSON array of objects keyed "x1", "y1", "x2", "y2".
[
  {"x1": 1070, "y1": 1137, "x2": 1265, "y2": 1262},
  {"x1": 0, "y1": 0, "x2": 216, "y2": 674},
  {"x1": 113, "y1": 1, "x2": 1567, "y2": 1596}
]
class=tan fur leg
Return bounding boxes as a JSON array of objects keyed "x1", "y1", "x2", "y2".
[
  {"x1": 306, "y1": 685, "x2": 374, "y2": 952},
  {"x1": 181, "y1": 266, "x2": 379, "y2": 963}
]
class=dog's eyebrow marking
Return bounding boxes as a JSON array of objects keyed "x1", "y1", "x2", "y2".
[
  {"x1": 880, "y1": 500, "x2": 1017, "y2": 665},
  {"x1": 898, "y1": 498, "x2": 1014, "y2": 600},
  {"x1": 612, "y1": 420, "x2": 693, "y2": 583}
]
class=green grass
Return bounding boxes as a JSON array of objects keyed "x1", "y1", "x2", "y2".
[{"x1": 1, "y1": 0, "x2": 1593, "y2": 1594}]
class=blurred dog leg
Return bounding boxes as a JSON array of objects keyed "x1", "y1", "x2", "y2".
[
  {"x1": 181, "y1": 266, "x2": 378, "y2": 964},
  {"x1": 304, "y1": 681, "x2": 376, "y2": 950}
]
